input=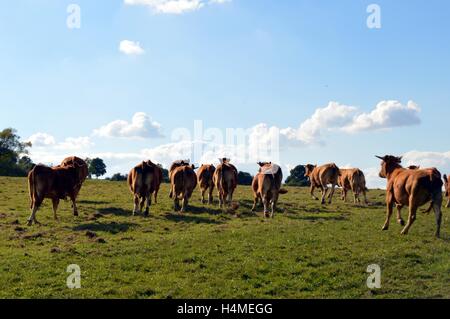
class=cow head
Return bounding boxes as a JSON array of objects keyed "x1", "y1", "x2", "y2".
[
  {"x1": 376, "y1": 155, "x2": 402, "y2": 178},
  {"x1": 304, "y1": 164, "x2": 316, "y2": 178}
]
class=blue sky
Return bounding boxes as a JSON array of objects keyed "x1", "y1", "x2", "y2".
[{"x1": 1, "y1": 0, "x2": 449, "y2": 186}]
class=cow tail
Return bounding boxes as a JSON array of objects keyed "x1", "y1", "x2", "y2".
[
  {"x1": 429, "y1": 169, "x2": 443, "y2": 201},
  {"x1": 28, "y1": 169, "x2": 35, "y2": 209}
]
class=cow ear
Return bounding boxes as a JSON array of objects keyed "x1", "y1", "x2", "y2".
[{"x1": 375, "y1": 155, "x2": 384, "y2": 160}]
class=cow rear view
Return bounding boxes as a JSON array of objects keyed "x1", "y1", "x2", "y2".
[
  {"x1": 213, "y1": 158, "x2": 238, "y2": 208},
  {"x1": 128, "y1": 160, "x2": 159, "y2": 216},
  {"x1": 170, "y1": 161, "x2": 198, "y2": 212},
  {"x1": 338, "y1": 168, "x2": 369, "y2": 204},
  {"x1": 304, "y1": 163, "x2": 340, "y2": 204},
  {"x1": 27, "y1": 163, "x2": 83, "y2": 226},
  {"x1": 197, "y1": 164, "x2": 215, "y2": 204},
  {"x1": 251, "y1": 162, "x2": 288, "y2": 218}
]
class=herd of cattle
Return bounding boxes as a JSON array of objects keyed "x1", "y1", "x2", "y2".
[{"x1": 25, "y1": 156, "x2": 449, "y2": 237}]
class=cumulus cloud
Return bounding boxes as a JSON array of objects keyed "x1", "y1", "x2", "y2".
[
  {"x1": 28, "y1": 133, "x2": 56, "y2": 147},
  {"x1": 119, "y1": 40, "x2": 145, "y2": 55},
  {"x1": 94, "y1": 112, "x2": 163, "y2": 139},
  {"x1": 265, "y1": 100, "x2": 421, "y2": 147},
  {"x1": 343, "y1": 100, "x2": 421, "y2": 133},
  {"x1": 124, "y1": 0, "x2": 230, "y2": 14},
  {"x1": 402, "y1": 150, "x2": 450, "y2": 170}
]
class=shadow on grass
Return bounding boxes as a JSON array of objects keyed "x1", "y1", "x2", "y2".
[
  {"x1": 287, "y1": 214, "x2": 348, "y2": 222},
  {"x1": 97, "y1": 207, "x2": 131, "y2": 217},
  {"x1": 73, "y1": 221, "x2": 137, "y2": 234},
  {"x1": 164, "y1": 213, "x2": 223, "y2": 224},
  {"x1": 78, "y1": 200, "x2": 110, "y2": 205}
]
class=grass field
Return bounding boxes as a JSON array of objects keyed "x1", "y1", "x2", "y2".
[{"x1": 0, "y1": 176, "x2": 449, "y2": 299}]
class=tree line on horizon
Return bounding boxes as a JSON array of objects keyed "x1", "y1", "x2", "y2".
[{"x1": 0, "y1": 127, "x2": 309, "y2": 186}]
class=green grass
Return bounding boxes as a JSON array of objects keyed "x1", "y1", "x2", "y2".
[{"x1": 0, "y1": 176, "x2": 449, "y2": 299}]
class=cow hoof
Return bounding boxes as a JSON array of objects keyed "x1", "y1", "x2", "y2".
[
  {"x1": 381, "y1": 225, "x2": 388, "y2": 231},
  {"x1": 73, "y1": 212, "x2": 79, "y2": 217},
  {"x1": 400, "y1": 230, "x2": 408, "y2": 235},
  {"x1": 27, "y1": 220, "x2": 33, "y2": 226},
  {"x1": 398, "y1": 219, "x2": 405, "y2": 226}
]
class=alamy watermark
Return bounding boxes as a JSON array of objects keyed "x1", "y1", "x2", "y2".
[
  {"x1": 67, "y1": 4, "x2": 81, "y2": 29},
  {"x1": 367, "y1": 4, "x2": 382, "y2": 29},
  {"x1": 67, "y1": 264, "x2": 81, "y2": 289},
  {"x1": 366, "y1": 264, "x2": 381, "y2": 289}
]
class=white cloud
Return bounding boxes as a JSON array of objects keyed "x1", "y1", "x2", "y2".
[
  {"x1": 343, "y1": 100, "x2": 421, "y2": 133},
  {"x1": 258, "y1": 100, "x2": 421, "y2": 147},
  {"x1": 402, "y1": 150, "x2": 450, "y2": 171},
  {"x1": 124, "y1": 0, "x2": 230, "y2": 14},
  {"x1": 94, "y1": 112, "x2": 163, "y2": 139},
  {"x1": 119, "y1": 40, "x2": 145, "y2": 55},
  {"x1": 55, "y1": 136, "x2": 93, "y2": 150},
  {"x1": 28, "y1": 133, "x2": 56, "y2": 147}
]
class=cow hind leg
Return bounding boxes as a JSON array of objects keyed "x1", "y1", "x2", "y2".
[
  {"x1": 251, "y1": 194, "x2": 259, "y2": 212},
  {"x1": 401, "y1": 199, "x2": 417, "y2": 235},
  {"x1": 382, "y1": 201, "x2": 394, "y2": 231},
  {"x1": 208, "y1": 187, "x2": 214, "y2": 205},
  {"x1": 144, "y1": 194, "x2": 151, "y2": 217},
  {"x1": 270, "y1": 193, "x2": 279, "y2": 218},
  {"x1": 262, "y1": 195, "x2": 269, "y2": 218},
  {"x1": 27, "y1": 198, "x2": 42, "y2": 226},
  {"x1": 201, "y1": 188, "x2": 206, "y2": 204},
  {"x1": 310, "y1": 185, "x2": 319, "y2": 200},
  {"x1": 396, "y1": 205, "x2": 405, "y2": 226},
  {"x1": 321, "y1": 187, "x2": 328, "y2": 205},
  {"x1": 70, "y1": 195, "x2": 78, "y2": 217},
  {"x1": 132, "y1": 195, "x2": 140, "y2": 216},
  {"x1": 52, "y1": 198, "x2": 60, "y2": 220},
  {"x1": 328, "y1": 184, "x2": 336, "y2": 204}
]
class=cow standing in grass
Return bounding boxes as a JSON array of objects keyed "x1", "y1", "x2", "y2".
[
  {"x1": 169, "y1": 160, "x2": 198, "y2": 212},
  {"x1": 304, "y1": 163, "x2": 340, "y2": 205},
  {"x1": 128, "y1": 160, "x2": 160, "y2": 216},
  {"x1": 444, "y1": 174, "x2": 449, "y2": 208},
  {"x1": 251, "y1": 162, "x2": 288, "y2": 218},
  {"x1": 197, "y1": 164, "x2": 215, "y2": 204},
  {"x1": 338, "y1": 168, "x2": 369, "y2": 204},
  {"x1": 27, "y1": 160, "x2": 86, "y2": 226},
  {"x1": 376, "y1": 155, "x2": 443, "y2": 237},
  {"x1": 213, "y1": 158, "x2": 238, "y2": 208}
]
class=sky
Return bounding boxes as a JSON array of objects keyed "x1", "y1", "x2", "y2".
[{"x1": 1, "y1": 0, "x2": 449, "y2": 188}]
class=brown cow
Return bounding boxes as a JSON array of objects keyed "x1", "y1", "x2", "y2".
[
  {"x1": 444, "y1": 174, "x2": 449, "y2": 208},
  {"x1": 127, "y1": 160, "x2": 160, "y2": 216},
  {"x1": 213, "y1": 158, "x2": 238, "y2": 208},
  {"x1": 197, "y1": 164, "x2": 215, "y2": 204},
  {"x1": 338, "y1": 168, "x2": 368, "y2": 204},
  {"x1": 251, "y1": 162, "x2": 288, "y2": 218},
  {"x1": 376, "y1": 155, "x2": 443, "y2": 237},
  {"x1": 169, "y1": 160, "x2": 198, "y2": 212},
  {"x1": 27, "y1": 162, "x2": 85, "y2": 226},
  {"x1": 304, "y1": 163, "x2": 340, "y2": 204}
]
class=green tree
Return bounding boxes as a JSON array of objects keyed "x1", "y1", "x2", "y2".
[
  {"x1": 237, "y1": 171, "x2": 253, "y2": 185},
  {"x1": 158, "y1": 164, "x2": 170, "y2": 183},
  {"x1": 109, "y1": 173, "x2": 128, "y2": 181},
  {"x1": 0, "y1": 128, "x2": 33, "y2": 176},
  {"x1": 88, "y1": 158, "x2": 107, "y2": 179},
  {"x1": 285, "y1": 165, "x2": 310, "y2": 187}
]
